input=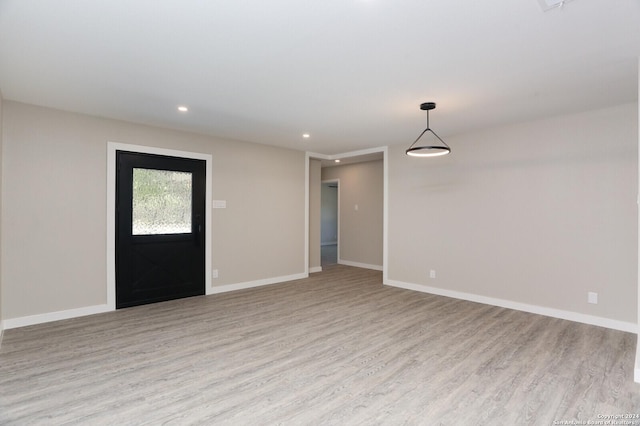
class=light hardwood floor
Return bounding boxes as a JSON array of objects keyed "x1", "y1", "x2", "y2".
[
  {"x1": 1, "y1": 265, "x2": 639, "y2": 425},
  {"x1": 321, "y1": 244, "x2": 337, "y2": 267}
]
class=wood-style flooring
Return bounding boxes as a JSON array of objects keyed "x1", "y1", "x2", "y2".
[
  {"x1": 321, "y1": 244, "x2": 337, "y2": 267},
  {"x1": 1, "y1": 265, "x2": 639, "y2": 425}
]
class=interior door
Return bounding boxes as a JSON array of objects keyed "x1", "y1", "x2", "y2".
[{"x1": 116, "y1": 150, "x2": 206, "y2": 308}]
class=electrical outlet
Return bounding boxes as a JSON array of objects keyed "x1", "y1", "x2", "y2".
[
  {"x1": 430, "y1": 270, "x2": 436, "y2": 279},
  {"x1": 588, "y1": 292, "x2": 598, "y2": 304},
  {"x1": 212, "y1": 269, "x2": 219, "y2": 279}
]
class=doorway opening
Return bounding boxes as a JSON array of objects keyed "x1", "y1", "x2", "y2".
[
  {"x1": 306, "y1": 147, "x2": 387, "y2": 278},
  {"x1": 321, "y1": 180, "x2": 339, "y2": 267}
]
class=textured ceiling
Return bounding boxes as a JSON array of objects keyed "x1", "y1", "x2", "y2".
[{"x1": 1, "y1": 0, "x2": 638, "y2": 155}]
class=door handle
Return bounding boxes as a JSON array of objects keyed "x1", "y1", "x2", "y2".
[{"x1": 194, "y1": 215, "x2": 202, "y2": 246}]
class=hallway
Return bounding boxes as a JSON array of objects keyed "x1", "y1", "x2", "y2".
[{"x1": 321, "y1": 244, "x2": 337, "y2": 267}]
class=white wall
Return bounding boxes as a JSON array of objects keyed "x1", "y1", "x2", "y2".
[
  {"x1": 388, "y1": 103, "x2": 638, "y2": 326},
  {"x1": 1, "y1": 101, "x2": 306, "y2": 321},
  {"x1": 2, "y1": 99, "x2": 637, "y2": 333}
]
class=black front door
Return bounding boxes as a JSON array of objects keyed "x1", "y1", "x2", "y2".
[{"x1": 116, "y1": 151, "x2": 206, "y2": 308}]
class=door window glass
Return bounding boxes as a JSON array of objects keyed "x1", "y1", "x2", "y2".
[{"x1": 132, "y1": 168, "x2": 192, "y2": 235}]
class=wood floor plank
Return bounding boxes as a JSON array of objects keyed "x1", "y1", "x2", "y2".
[{"x1": 1, "y1": 265, "x2": 638, "y2": 425}]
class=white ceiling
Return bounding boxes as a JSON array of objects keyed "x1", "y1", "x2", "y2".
[{"x1": 1, "y1": 0, "x2": 638, "y2": 155}]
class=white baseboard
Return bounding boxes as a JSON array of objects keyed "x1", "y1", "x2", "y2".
[
  {"x1": 209, "y1": 272, "x2": 308, "y2": 294},
  {"x1": 4, "y1": 273, "x2": 310, "y2": 329},
  {"x1": 3, "y1": 304, "x2": 112, "y2": 330},
  {"x1": 339, "y1": 259, "x2": 383, "y2": 271},
  {"x1": 385, "y1": 279, "x2": 638, "y2": 334},
  {"x1": 0, "y1": 320, "x2": 4, "y2": 348},
  {"x1": 309, "y1": 266, "x2": 323, "y2": 273}
]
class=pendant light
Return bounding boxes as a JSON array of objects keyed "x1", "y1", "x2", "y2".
[{"x1": 406, "y1": 102, "x2": 451, "y2": 157}]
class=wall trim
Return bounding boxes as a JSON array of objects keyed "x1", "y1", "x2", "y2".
[
  {"x1": 339, "y1": 259, "x2": 383, "y2": 271},
  {"x1": 3, "y1": 304, "x2": 112, "y2": 330},
  {"x1": 635, "y1": 57, "x2": 639, "y2": 384},
  {"x1": 209, "y1": 272, "x2": 308, "y2": 294},
  {"x1": 0, "y1": 320, "x2": 4, "y2": 347},
  {"x1": 307, "y1": 146, "x2": 388, "y2": 161},
  {"x1": 309, "y1": 266, "x2": 322, "y2": 273},
  {"x1": 3, "y1": 273, "x2": 307, "y2": 329},
  {"x1": 385, "y1": 279, "x2": 638, "y2": 334},
  {"x1": 304, "y1": 152, "x2": 310, "y2": 275}
]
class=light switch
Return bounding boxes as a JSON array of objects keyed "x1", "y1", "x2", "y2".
[{"x1": 213, "y1": 200, "x2": 227, "y2": 209}]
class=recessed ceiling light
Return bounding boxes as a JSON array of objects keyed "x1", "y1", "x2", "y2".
[
  {"x1": 177, "y1": 105, "x2": 189, "y2": 112},
  {"x1": 302, "y1": 133, "x2": 310, "y2": 139},
  {"x1": 334, "y1": 159, "x2": 341, "y2": 163}
]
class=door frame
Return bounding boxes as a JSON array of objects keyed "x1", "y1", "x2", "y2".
[
  {"x1": 305, "y1": 146, "x2": 388, "y2": 282},
  {"x1": 107, "y1": 142, "x2": 213, "y2": 310}
]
